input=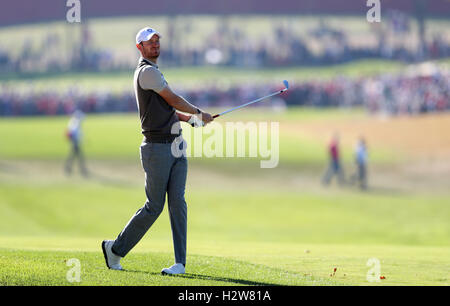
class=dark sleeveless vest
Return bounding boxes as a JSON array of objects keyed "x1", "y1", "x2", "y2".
[{"x1": 134, "y1": 58, "x2": 180, "y2": 142}]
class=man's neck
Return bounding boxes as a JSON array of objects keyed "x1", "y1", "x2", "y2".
[{"x1": 143, "y1": 56, "x2": 158, "y2": 65}]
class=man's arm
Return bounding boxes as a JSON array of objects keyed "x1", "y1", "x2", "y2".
[
  {"x1": 158, "y1": 86, "x2": 197, "y2": 114},
  {"x1": 138, "y1": 66, "x2": 213, "y2": 124},
  {"x1": 158, "y1": 86, "x2": 213, "y2": 124},
  {"x1": 176, "y1": 112, "x2": 191, "y2": 122}
]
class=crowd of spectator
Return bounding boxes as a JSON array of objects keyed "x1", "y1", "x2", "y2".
[
  {"x1": 1, "y1": 66, "x2": 447, "y2": 117},
  {"x1": 1, "y1": 12, "x2": 449, "y2": 74},
  {"x1": 0, "y1": 88, "x2": 137, "y2": 116},
  {"x1": 283, "y1": 66, "x2": 449, "y2": 115}
]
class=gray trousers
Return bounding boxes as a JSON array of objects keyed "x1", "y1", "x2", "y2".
[{"x1": 112, "y1": 141, "x2": 188, "y2": 265}]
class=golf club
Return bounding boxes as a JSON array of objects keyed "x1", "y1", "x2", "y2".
[{"x1": 212, "y1": 80, "x2": 289, "y2": 119}]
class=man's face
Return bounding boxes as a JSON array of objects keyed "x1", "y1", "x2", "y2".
[{"x1": 139, "y1": 35, "x2": 160, "y2": 60}]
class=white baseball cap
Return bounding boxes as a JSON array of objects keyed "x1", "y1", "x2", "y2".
[{"x1": 136, "y1": 27, "x2": 162, "y2": 44}]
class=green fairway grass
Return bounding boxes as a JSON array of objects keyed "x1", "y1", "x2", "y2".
[
  {"x1": 0, "y1": 182, "x2": 448, "y2": 245},
  {"x1": 0, "y1": 110, "x2": 449, "y2": 286},
  {"x1": 2, "y1": 13, "x2": 450, "y2": 287},
  {"x1": 0, "y1": 109, "x2": 396, "y2": 165},
  {"x1": 0, "y1": 165, "x2": 449, "y2": 286},
  {"x1": 0, "y1": 248, "x2": 325, "y2": 286},
  {"x1": 1, "y1": 241, "x2": 448, "y2": 286}
]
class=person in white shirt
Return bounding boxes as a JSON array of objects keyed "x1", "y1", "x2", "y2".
[
  {"x1": 64, "y1": 109, "x2": 88, "y2": 177},
  {"x1": 351, "y1": 137, "x2": 368, "y2": 190}
]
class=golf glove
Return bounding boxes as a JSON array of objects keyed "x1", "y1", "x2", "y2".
[{"x1": 188, "y1": 115, "x2": 204, "y2": 127}]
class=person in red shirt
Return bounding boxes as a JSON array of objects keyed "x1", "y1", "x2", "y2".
[{"x1": 322, "y1": 133, "x2": 345, "y2": 186}]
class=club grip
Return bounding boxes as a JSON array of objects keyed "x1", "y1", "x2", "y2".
[{"x1": 213, "y1": 114, "x2": 220, "y2": 119}]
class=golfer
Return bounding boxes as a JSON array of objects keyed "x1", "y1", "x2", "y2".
[{"x1": 102, "y1": 27, "x2": 213, "y2": 275}]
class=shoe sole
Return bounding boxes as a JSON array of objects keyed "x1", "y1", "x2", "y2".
[{"x1": 101, "y1": 240, "x2": 111, "y2": 269}]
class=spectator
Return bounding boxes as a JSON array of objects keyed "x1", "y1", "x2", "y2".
[
  {"x1": 322, "y1": 133, "x2": 346, "y2": 187},
  {"x1": 350, "y1": 137, "x2": 368, "y2": 190},
  {"x1": 64, "y1": 110, "x2": 89, "y2": 177}
]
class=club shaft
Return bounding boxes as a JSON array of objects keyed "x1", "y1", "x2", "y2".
[{"x1": 213, "y1": 89, "x2": 286, "y2": 118}]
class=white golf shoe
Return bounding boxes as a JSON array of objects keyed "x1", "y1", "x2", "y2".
[
  {"x1": 101, "y1": 240, "x2": 123, "y2": 271},
  {"x1": 161, "y1": 263, "x2": 185, "y2": 275}
]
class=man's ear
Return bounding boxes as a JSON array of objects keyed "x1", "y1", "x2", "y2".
[{"x1": 136, "y1": 43, "x2": 142, "y2": 51}]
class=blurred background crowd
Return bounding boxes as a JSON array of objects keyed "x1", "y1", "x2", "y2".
[
  {"x1": 1, "y1": 10, "x2": 449, "y2": 73},
  {"x1": 1, "y1": 64, "x2": 448, "y2": 117},
  {"x1": 0, "y1": 0, "x2": 449, "y2": 117}
]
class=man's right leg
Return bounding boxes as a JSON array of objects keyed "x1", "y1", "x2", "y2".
[{"x1": 111, "y1": 143, "x2": 172, "y2": 258}]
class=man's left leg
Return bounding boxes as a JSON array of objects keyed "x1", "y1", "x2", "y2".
[{"x1": 167, "y1": 155, "x2": 188, "y2": 266}]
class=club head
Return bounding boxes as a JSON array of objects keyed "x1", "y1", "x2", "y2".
[{"x1": 283, "y1": 80, "x2": 289, "y2": 90}]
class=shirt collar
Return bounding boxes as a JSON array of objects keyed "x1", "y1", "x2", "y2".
[{"x1": 141, "y1": 56, "x2": 158, "y2": 69}]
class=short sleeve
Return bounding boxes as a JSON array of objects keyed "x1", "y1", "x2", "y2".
[{"x1": 138, "y1": 66, "x2": 167, "y2": 93}]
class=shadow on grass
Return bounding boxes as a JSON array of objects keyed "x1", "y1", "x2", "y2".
[
  {"x1": 177, "y1": 273, "x2": 281, "y2": 286},
  {"x1": 320, "y1": 180, "x2": 408, "y2": 196},
  {"x1": 124, "y1": 270, "x2": 280, "y2": 286},
  {"x1": 79, "y1": 170, "x2": 138, "y2": 188}
]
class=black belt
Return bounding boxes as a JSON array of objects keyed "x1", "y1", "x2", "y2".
[{"x1": 144, "y1": 136, "x2": 178, "y2": 144}]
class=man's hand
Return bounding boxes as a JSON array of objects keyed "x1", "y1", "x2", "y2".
[
  {"x1": 188, "y1": 111, "x2": 214, "y2": 128},
  {"x1": 199, "y1": 111, "x2": 213, "y2": 125},
  {"x1": 177, "y1": 110, "x2": 214, "y2": 128},
  {"x1": 187, "y1": 111, "x2": 214, "y2": 127},
  {"x1": 187, "y1": 115, "x2": 204, "y2": 128}
]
